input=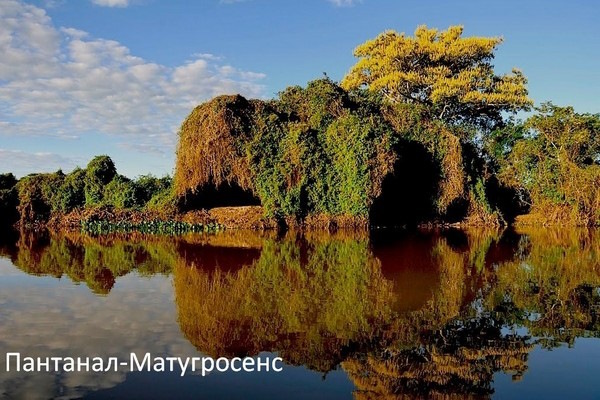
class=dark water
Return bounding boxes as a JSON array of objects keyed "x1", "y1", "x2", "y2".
[{"x1": 0, "y1": 228, "x2": 599, "y2": 399}]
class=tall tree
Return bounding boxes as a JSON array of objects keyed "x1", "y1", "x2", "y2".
[{"x1": 341, "y1": 25, "x2": 532, "y2": 129}]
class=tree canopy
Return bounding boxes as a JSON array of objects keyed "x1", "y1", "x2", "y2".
[{"x1": 341, "y1": 25, "x2": 532, "y2": 128}]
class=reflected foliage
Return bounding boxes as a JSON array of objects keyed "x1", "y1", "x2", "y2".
[
  {"x1": 1, "y1": 231, "x2": 176, "y2": 294},
  {"x1": 486, "y1": 228, "x2": 600, "y2": 346},
  {"x1": 174, "y1": 228, "x2": 599, "y2": 398},
  {"x1": 1, "y1": 227, "x2": 599, "y2": 397},
  {"x1": 175, "y1": 233, "x2": 396, "y2": 371}
]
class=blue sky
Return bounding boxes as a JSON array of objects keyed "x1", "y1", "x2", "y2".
[{"x1": 1, "y1": 0, "x2": 599, "y2": 178}]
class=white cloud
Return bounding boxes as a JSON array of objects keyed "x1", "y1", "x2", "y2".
[
  {"x1": 220, "y1": 0, "x2": 360, "y2": 5},
  {"x1": 60, "y1": 26, "x2": 89, "y2": 39},
  {"x1": 0, "y1": 265, "x2": 197, "y2": 399},
  {"x1": 0, "y1": 149, "x2": 82, "y2": 175},
  {"x1": 328, "y1": 0, "x2": 360, "y2": 6},
  {"x1": 91, "y1": 0, "x2": 130, "y2": 7},
  {"x1": 0, "y1": 0, "x2": 266, "y2": 174},
  {"x1": 42, "y1": 0, "x2": 64, "y2": 8}
]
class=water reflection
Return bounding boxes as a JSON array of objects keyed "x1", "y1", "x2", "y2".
[{"x1": 0, "y1": 228, "x2": 599, "y2": 399}]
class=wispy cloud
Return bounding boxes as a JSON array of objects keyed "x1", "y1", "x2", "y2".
[
  {"x1": 0, "y1": 149, "x2": 83, "y2": 175},
  {"x1": 0, "y1": 0, "x2": 266, "y2": 174},
  {"x1": 91, "y1": 0, "x2": 130, "y2": 7},
  {"x1": 328, "y1": 0, "x2": 361, "y2": 6},
  {"x1": 43, "y1": 0, "x2": 65, "y2": 8},
  {"x1": 219, "y1": 0, "x2": 361, "y2": 6}
]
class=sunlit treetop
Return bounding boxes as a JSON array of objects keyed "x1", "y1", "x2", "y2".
[{"x1": 342, "y1": 25, "x2": 533, "y2": 128}]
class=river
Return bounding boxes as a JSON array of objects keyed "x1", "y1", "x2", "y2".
[{"x1": 0, "y1": 228, "x2": 599, "y2": 399}]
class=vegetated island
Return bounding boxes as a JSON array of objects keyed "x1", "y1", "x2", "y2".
[{"x1": 1, "y1": 25, "x2": 599, "y2": 233}]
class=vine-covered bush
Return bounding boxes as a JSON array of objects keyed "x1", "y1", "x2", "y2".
[
  {"x1": 176, "y1": 78, "x2": 397, "y2": 221},
  {"x1": 16, "y1": 171, "x2": 65, "y2": 225},
  {"x1": 84, "y1": 155, "x2": 117, "y2": 206},
  {"x1": 499, "y1": 104, "x2": 600, "y2": 225}
]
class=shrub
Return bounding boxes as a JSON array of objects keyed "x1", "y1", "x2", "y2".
[
  {"x1": 85, "y1": 155, "x2": 117, "y2": 206},
  {"x1": 16, "y1": 171, "x2": 65, "y2": 225},
  {"x1": 57, "y1": 168, "x2": 86, "y2": 213},
  {"x1": 500, "y1": 104, "x2": 600, "y2": 225},
  {"x1": 145, "y1": 188, "x2": 178, "y2": 216},
  {"x1": 134, "y1": 175, "x2": 172, "y2": 206},
  {"x1": 102, "y1": 175, "x2": 138, "y2": 209}
]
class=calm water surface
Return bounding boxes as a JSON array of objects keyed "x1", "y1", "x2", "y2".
[{"x1": 0, "y1": 228, "x2": 599, "y2": 399}]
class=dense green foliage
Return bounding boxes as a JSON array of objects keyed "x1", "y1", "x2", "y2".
[
  {"x1": 84, "y1": 155, "x2": 117, "y2": 205},
  {"x1": 16, "y1": 171, "x2": 65, "y2": 225},
  {"x1": 57, "y1": 168, "x2": 86, "y2": 213},
  {"x1": 173, "y1": 26, "x2": 539, "y2": 225},
  {"x1": 174, "y1": 79, "x2": 397, "y2": 221},
  {"x1": 246, "y1": 79, "x2": 396, "y2": 218},
  {"x1": 497, "y1": 104, "x2": 600, "y2": 225},
  {"x1": 175, "y1": 76, "x2": 516, "y2": 224},
  {"x1": 10, "y1": 156, "x2": 174, "y2": 226}
]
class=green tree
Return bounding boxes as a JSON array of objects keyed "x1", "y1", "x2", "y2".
[
  {"x1": 57, "y1": 168, "x2": 86, "y2": 212},
  {"x1": 500, "y1": 103, "x2": 600, "y2": 225},
  {"x1": 134, "y1": 174, "x2": 172, "y2": 206},
  {"x1": 85, "y1": 155, "x2": 117, "y2": 205},
  {"x1": 102, "y1": 175, "x2": 137, "y2": 209}
]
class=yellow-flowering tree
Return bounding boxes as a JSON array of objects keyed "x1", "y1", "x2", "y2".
[{"x1": 342, "y1": 25, "x2": 532, "y2": 128}]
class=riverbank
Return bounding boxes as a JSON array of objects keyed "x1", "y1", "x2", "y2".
[
  {"x1": 41, "y1": 205, "x2": 368, "y2": 232},
  {"x1": 11, "y1": 204, "x2": 598, "y2": 235},
  {"x1": 45, "y1": 206, "x2": 270, "y2": 232}
]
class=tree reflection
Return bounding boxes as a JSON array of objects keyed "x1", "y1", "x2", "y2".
[
  {"x1": 2, "y1": 231, "x2": 176, "y2": 294},
  {"x1": 175, "y1": 232, "x2": 396, "y2": 372},
  {"x1": 1, "y1": 227, "x2": 599, "y2": 398},
  {"x1": 486, "y1": 228, "x2": 600, "y2": 347},
  {"x1": 175, "y1": 228, "x2": 599, "y2": 398}
]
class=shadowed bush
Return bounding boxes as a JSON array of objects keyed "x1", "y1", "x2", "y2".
[
  {"x1": 0, "y1": 173, "x2": 19, "y2": 226},
  {"x1": 16, "y1": 171, "x2": 65, "y2": 226}
]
